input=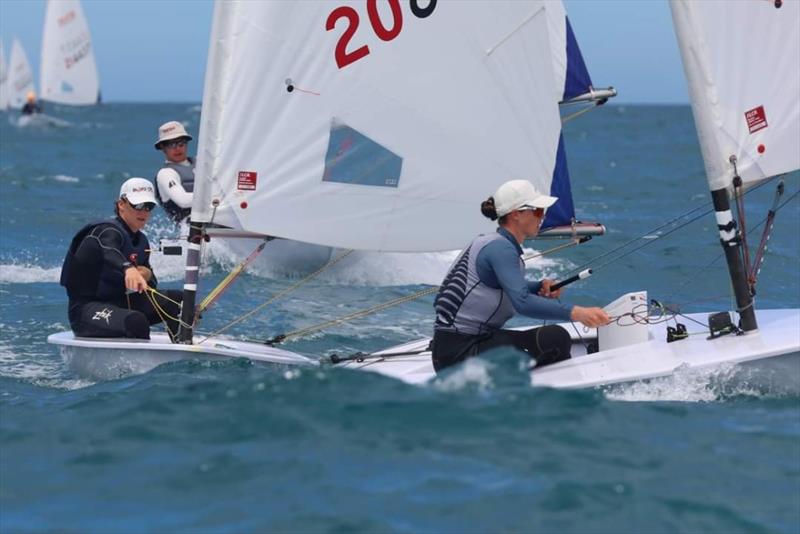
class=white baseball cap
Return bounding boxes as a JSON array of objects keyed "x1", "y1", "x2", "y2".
[
  {"x1": 154, "y1": 120, "x2": 192, "y2": 149},
  {"x1": 119, "y1": 177, "x2": 157, "y2": 205},
  {"x1": 493, "y1": 179, "x2": 557, "y2": 217}
]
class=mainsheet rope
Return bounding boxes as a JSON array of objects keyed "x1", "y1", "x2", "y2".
[
  {"x1": 195, "y1": 248, "x2": 355, "y2": 344},
  {"x1": 263, "y1": 238, "x2": 586, "y2": 345}
]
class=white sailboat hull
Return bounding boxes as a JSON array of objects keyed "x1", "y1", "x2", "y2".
[
  {"x1": 15, "y1": 113, "x2": 70, "y2": 128},
  {"x1": 342, "y1": 308, "x2": 800, "y2": 389},
  {"x1": 49, "y1": 309, "x2": 799, "y2": 390},
  {"x1": 48, "y1": 331, "x2": 318, "y2": 381}
]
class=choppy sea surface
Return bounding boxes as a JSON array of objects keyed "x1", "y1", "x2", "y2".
[{"x1": 1, "y1": 103, "x2": 798, "y2": 533}]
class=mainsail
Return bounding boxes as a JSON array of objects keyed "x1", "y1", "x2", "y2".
[
  {"x1": 545, "y1": 1, "x2": 593, "y2": 103},
  {"x1": 7, "y1": 38, "x2": 35, "y2": 109},
  {"x1": 541, "y1": 1, "x2": 596, "y2": 229},
  {"x1": 39, "y1": 0, "x2": 100, "y2": 105},
  {"x1": 670, "y1": 0, "x2": 800, "y2": 191},
  {"x1": 192, "y1": 0, "x2": 563, "y2": 252}
]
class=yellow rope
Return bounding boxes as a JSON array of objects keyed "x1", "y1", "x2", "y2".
[
  {"x1": 197, "y1": 240, "x2": 268, "y2": 315},
  {"x1": 144, "y1": 287, "x2": 185, "y2": 341},
  {"x1": 196, "y1": 248, "x2": 354, "y2": 344}
]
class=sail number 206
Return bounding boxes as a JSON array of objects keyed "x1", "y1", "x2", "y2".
[{"x1": 326, "y1": 0, "x2": 437, "y2": 69}]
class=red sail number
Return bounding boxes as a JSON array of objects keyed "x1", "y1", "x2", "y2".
[
  {"x1": 326, "y1": 0, "x2": 411, "y2": 69},
  {"x1": 326, "y1": 6, "x2": 370, "y2": 70},
  {"x1": 367, "y1": 0, "x2": 403, "y2": 42}
]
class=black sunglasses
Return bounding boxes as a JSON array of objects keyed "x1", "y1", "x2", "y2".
[
  {"x1": 124, "y1": 198, "x2": 156, "y2": 212},
  {"x1": 162, "y1": 139, "x2": 188, "y2": 149}
]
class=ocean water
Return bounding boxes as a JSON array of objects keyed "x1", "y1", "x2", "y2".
[{"x1": 1, "y1": 103, "x2": 798, "y2": 533}]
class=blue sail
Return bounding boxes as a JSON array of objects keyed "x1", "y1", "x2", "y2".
[
  {"x1": 543, "y1": 134, "x2": 576, "y2": 229},
  {"x1": 542, "y1": 15, "x2": 593, "y2": 230},
  {"x1": 563, "y1": 18, "x2": 593, "y2": 101}
]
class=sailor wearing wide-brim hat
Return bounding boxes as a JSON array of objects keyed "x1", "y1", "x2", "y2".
[
  {"x1": 154, "y1": 120, "x2": 193, "y2": 149},
  {"x1": 154, "y1": 121, "x2": 196, "y2": 223}
]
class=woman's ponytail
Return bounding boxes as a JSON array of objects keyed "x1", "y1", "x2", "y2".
[{"x1": 481, "y1": 197, "x2": 498, "y2": 221}]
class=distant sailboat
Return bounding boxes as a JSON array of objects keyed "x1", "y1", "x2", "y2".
[
  {"x1": 0, "y1": 39, "x2": 8, "y2": 110},
  {"x1": 7, "y1": 37, "x2": 35, "y2": 110},
  {"x1": 39, "y1": 0, "x2": 100, "y2": 105}
]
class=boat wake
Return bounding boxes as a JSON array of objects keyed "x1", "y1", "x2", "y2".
[
  {"x1": 0, "y1": 262, "x2": 61, "y2": 284},
  {"x1": 603, "y1": 356, "x2": 800, "y2": 402},
  {"x1": 11, "y1": 114, "x2": 71, "y2": 128},
  {"x1": 416, "y1": 347, "x2": 800, "y2": 402}
]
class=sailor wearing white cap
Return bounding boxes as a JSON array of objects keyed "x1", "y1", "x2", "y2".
[
  {"x1": 154, "y1": 120, "x2": 195, "y2": 222},
  {"x1": 59, "y1": 178, "x2": 183, "y2": 342},
  {"x1": 431, "y1": 179, "x2": 610, "y2": 373}
]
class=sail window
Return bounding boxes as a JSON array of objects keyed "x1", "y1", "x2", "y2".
[{"x1": 323, "y1": 120, "x2": 403, "y2": 188}]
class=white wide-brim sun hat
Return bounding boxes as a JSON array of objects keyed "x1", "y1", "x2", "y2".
[{"x1": 154, "y1": 121, "x2": 193, "y2": 149}]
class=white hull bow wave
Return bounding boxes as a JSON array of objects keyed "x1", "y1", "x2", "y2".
[
  {"x1": 50, "y1": 0, "x2": 799, "y2": 391},
  {"x1": 14, "y1": 113, "x2": 70, "y2": 128}
]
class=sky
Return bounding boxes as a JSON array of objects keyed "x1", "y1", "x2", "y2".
[{"x1": 0, "y1": 0, "x2": 689, "y2": 104}]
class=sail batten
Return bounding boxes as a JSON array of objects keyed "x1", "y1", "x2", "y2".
[{"x1": 193, "y1": 1, "x2": 564, "y2": 252}]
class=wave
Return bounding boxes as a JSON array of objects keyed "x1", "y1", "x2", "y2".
[
  {"x1": 603, "y1": 360, "x2": 800, "y2": 402},
  {"x1": 0, "y1": 263, "x2": 61, "y2": 284},
  {"x1": 53, "y1": 174, "x2": 80, "y2": 183}
]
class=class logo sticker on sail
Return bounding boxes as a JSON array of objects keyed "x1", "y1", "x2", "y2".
[
  {"x1": 745, "y1": 105, "x2": 768, "y2": 134},
  {"x1": 238, "y1": 171, "x2": 258, "y2": 191}
]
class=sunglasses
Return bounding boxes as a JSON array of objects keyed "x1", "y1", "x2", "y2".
[
  {"x1": 517, "y1": 205, "x2": 545, "y2": 217},
  {"x1": 162, "y1": 139, "x2": 188, "y2": 149},
  {"x1": 124, "y1": 198, "x2": 156, "y2": 212}
]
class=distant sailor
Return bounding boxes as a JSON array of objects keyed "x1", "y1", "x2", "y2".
[
  {"x1": 59, "y1": 178, "x2": 183, "y2": 341},
  {"x1": 431, "y1": 179, "x2": 610, "y2": 372},
  {"x1": 21, "y1": 91, "x2": 42, "y2": 115},
  {"x1": 154, "y1": 121, "x2": 195, "y2": 223}
]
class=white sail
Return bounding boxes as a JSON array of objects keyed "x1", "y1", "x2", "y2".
[
  {"x1": 545, "y1": 1, "x2": 570, "y2": 102},
  {"x1": 670, "y1": 0, "x2": 800, "y2": 191},
  {"x1": 0, "y1": 39, "x2": 8, "y2": 110},
  {"x1": 193, "y1": 1, "x2": 562, "y2": 252},
  {"x1": 39, "y1": 0, "x2": 100, "y2": 105},
  {"x1": 7, "y1": 38, "x2": 35, "y2": 109}
]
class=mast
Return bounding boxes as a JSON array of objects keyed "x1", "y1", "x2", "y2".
[
  {"x1": 709, "y1": 184, "x2": 756, "y2": 331},
  {"x1": 177, "y1": 221, "x2": 204, "y2": 343}
]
